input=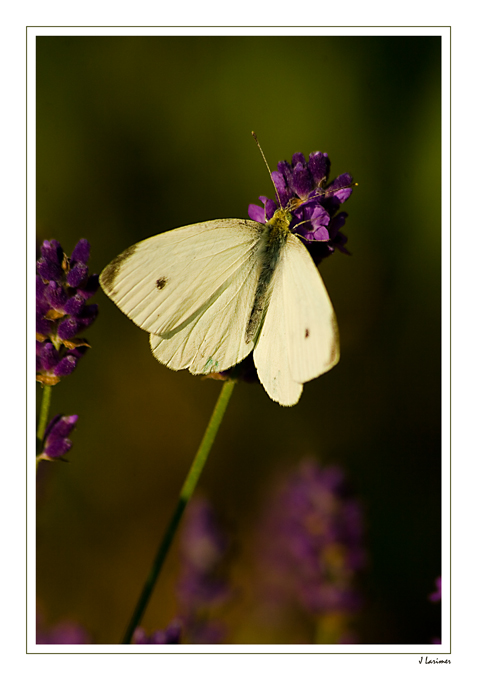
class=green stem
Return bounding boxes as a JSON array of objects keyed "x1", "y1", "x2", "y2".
[
  {"x1": 37, "y1": 384, "x2": 52, "y2": 441},
  {"x1": 36, "y1": 384, "x2": 53, "y2": 470},
  {"x1": 122, "y1": 378, "x2": 236, "y2": 644},
  {"x1": 36, "y1": 384, "x2": 53, "y2": 472}
]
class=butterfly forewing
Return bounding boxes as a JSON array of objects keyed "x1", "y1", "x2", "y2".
[
  {"x1": 100, "y1": 219, "x2": 264, "y2": 336},
  {"x1": 149, "y1": 230, "x2": 268, "y2": 373}
]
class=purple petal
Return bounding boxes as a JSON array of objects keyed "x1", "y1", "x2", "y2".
[
  {"x1": 41, "y1": 239, "x2": 63, "y2": 264},
  {"x1": 36, "y1": 312, "x2": 54, "y2": 338},
  {"x1": 326, "y1": 173, "x2": 354, "y2": 203},
  {"x1": 54, "y1": 354, "x2": 78, "y2": 376},
  {"x1": 248, "y1": 203, "x2": 266, "y2": 223},
  {"x1": 36, "y1": 276, "x2": 50, "y2": 314},
  {"x1": 67, "y1": 345, "x2": 89, "y2": 359},
  {"x1": 291, "y1": 163, "x2": 314, "y2": 200},
  {"x1": 45, "y1": 281, "x2": 68, "y2": 311},
  {"x1": 271, "y1": 170, "x2": 292, "y2": 206},
  {"x1": 310, "y1": 203, "x2": 331, "y2": 227},
  {"x1": 78, "y1": 303, "x2": 99, "y2": 328},
  {"x1": 308, "y1": 152, "x2": 330, "y2": 185},
  {"x1": 265, "y1": 198, "x2": 278, "y2": 221},
  {"x1": 43, "y1": 436, "x2": 73, "y2": 459},
  {"x1": 276, "y1": 160, "x2": 293, "y2": 187},
  {"x1": 70, "y1": 239, "x2": 90, "y2": 266},
  {"x1": 57, "y1": 317, "x2": 81, "y2": 340},
  {"x1": 64, "y1": 293, "x2": 85, "y2": 316},
  {"x1": 67, "y1": 262, "x2": 89, "y2": 288},
  {"x1": 39, "y1": 342, "x2": 60, "y2": 371},
  {"x1": 307, "y1": 226, "x2": 330, "y2": 242},
  {"x1": 37, "y1": 258, "x2": 63, "y2": 283},
  {"x1": 46, "y1": 414, "x2": 79, "y2": 440},
  {"x1": 291, "y1": 152, "x2": 306, "y2": 167},
  {"x1": 43, "y1": 414, "x2": 63, "y2": 441},
  {"x1": 78, "y1": 274, "x2": 100, "y2": 299},
  {"x1": 328, "y1": 212, "x2": 348, "y2": 238}
]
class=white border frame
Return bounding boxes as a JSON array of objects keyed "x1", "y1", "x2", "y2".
[{"x1": 26, "y1": 25, "x2": 450, "y2": 660}]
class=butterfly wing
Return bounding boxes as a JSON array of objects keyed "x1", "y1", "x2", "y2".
[
  {"x1": 101, "y1": 219, "x2": 267, "y2": 373},
  {"x1": 254, "y1": 234, "x2": 339, "y2": 406}
]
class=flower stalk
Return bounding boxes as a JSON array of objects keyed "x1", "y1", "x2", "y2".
[
  {"x1": 37, "y1": 385, "x2": 52, "y2": 442},
  {"x1": 122, "y1": 378, "x2": 236, "y2": 644}
]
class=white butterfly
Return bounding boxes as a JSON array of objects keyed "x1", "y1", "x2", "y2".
[{"x1": 100, "y1": 203, "x2": 339, "y2": 406}]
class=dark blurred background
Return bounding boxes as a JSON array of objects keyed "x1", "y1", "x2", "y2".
[{"x1": 36, "y1": 36, "x2": 441, "y2": 644}]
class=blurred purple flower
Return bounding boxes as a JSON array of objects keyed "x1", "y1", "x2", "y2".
[
  {"x1": 256, "y1": 459, "x2": 366, "y2": 642},
  {"x1": 249, "y1": 150, "x2": 354, "y2": 265},
  {"x1": 38, "y1": 414, "x2": 78, "y2": 462},
  {"x1": 36, "y1": 613, "x2": 91, "y2": 644},
  {"x1": 429, "y1": 576, "x2": 441, "y2": 603},
  {"x1": 133, "y1": 620, "x2": 182, "y2": 644},
  {"x1": 36, "y1": 238, "x2": 98, "y2": 385},
  {"x1": 176, "y1": 497, "x2": 232, "y2": 643},
  {"x1": 428, "y1": 576, "x2": 441, "y2": 643}
]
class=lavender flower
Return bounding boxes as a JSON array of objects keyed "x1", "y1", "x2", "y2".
[
  {"x1": 175, "y1": 497, "x2": 232, "y2": 643},
  {"x1": 429, "y1": 576, "x2": 442, "y2": 603},
  {"x1": 249, "y1": 150, "x2": 353, "y2": 265},
  {"x1": 133, "y1": 620, "x2": 182, "y2": 644},
  {"x1": 429, "y1": 576, "x2": 442, "y2": 644},
  {"x1": 38, "y1": 414, "x2": 78, "y2": 462},
  {"x1": 36, "y1": 239, "x2": 99, "y2": 385},
  {"x1": 257, "y1": 459, "x2": 365, "y2": 642},
  {"x1": 36, "y1": 612, "x2": 91, "y2": 644}
]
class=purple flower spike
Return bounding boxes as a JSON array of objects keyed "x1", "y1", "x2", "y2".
[
  {"x1": 429, "y1": 576, "x2": 441, "y2": 603},
  {"x1": 176, "y1": 497, "x2": 232, "y2": 644},
  {"x1": 133, "y1": 620, "x2": 182, "y2": 645},
  {"x1": 36, "y1": 611, "x2": 91, "y2": 644},
  {"x1": 248, "y1": 148, "x2": 354, "y2": 265},
  {"x1": 40, "y1": 414, "x2": 78, "y2": 460},
  {"x1": 36, "y1": 238, "x2": 98, "y2": 384},
  {"x1": 256, "y1": 458, "x2": 366, "y2": 643}
]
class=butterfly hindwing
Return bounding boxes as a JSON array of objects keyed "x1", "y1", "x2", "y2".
[
  {"x1": 283, "y1": 236, "x2": 339, "y2": 385},
  {"x1": 253, "y1": 236, "x2": 303, "y2": 407},
  {"x1": 254, "y1": 234, "x2": 339, "y2": 406}
]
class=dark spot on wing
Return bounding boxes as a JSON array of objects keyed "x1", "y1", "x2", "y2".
[
  {"x1": 156, "y1": 277, "x2": 167, "y2": 290},
  {"x1": 99, "y1": 244, "x2": 137, "y2": 293},
  {"x1": 305, "y1": 328, "x2": 310, "y2": 338}
]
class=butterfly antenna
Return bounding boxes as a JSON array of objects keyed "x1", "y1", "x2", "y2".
[{"x1": 251, "y1": 131, "x2": 283, "y2": 209}]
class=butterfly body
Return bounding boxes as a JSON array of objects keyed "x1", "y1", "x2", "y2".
[
  {"x1": 100, "y1": 210, "x2": 339, "y2": 406},
  {"x1": 245, "y1": 207, "x2": 292, "y2": 343}
]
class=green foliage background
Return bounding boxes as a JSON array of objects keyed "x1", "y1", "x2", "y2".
[{"x1": 36, "y1": 35, "x2": 442, "y2": 644}]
